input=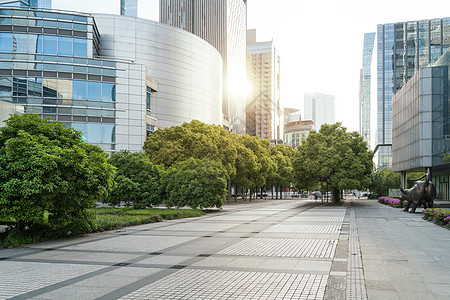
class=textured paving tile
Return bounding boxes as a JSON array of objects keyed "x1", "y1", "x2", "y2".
[
  {"x1": 119, "y1": 269, "x2": 328, "y2": 300},
  {"x1": 286, "y1": 216, "x2": 345, "y2": 223},
  {"x1": 217, "y1": 238, "x2": 337, "y2": 259},
  {"x1": 63, "y1": 235, "x2": 197, "y2": 253},
  {"x1": 263, "y1": 224, "x2": 341, "y2": 234},
  {"x1": 0, "y1": 261, "x2": 105, "y2": 299}
]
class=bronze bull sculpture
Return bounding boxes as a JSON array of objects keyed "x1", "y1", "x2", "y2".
[{"x1": 400, "y1": 173, "x2": 436, "y2": 213}]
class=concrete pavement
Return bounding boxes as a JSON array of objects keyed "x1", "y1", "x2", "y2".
[{"x1": 0, "y1": 198, "x2": 449, "y2": 299}]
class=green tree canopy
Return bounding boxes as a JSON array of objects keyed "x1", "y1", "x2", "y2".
[
  {"x1": 0, "y1": 114, "x2": 115, "y2": 229},
  {"x1": 267, "y1": 144, "x2": 294, "y2": 191},
  {"x1": 143, "y1": 120, "x2": 237, "y2": 180},
  {"x1": 105, "y1": 151, "x2": 164, "y2": 208},
  {"x1": 162, "y1": 158, "x2": 227, "y2": 209},
  {"x1": 292, "y1": 123, "x2": 373, "y2": 203}
]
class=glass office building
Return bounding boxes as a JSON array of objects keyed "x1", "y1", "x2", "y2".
[
  {"x1": 0, "y1": 0, "x2": 51, "y2": 8},
  {"x1": 0, "y1": 6, "x2": 223, "y2": 152},
  {"x1": 0, "y1": 7, "x2": 119, "y2": 152},
  {"x1": 359, "y1": 32, "x2": 375, "y2": 146},
  {"x1": 120, "y1": 0, "x2": 137, "y2": 17},
  {"x1": 392, "y1": 49, "x2": 450, "y2": 201},
  {"x1": 376, "y1": 18, "x2": 450, "y2": 169}
]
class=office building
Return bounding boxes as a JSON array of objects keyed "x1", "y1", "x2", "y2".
[
  {"x1": 304, "y1": 93, "x2": 335, "y2": 131},
  {"x1": 0, "y1": 0, "x2": 50, "y2": 8},
  {"x1": 392, "y1": 49, "x2": 450, "y2": 201},
  {"x1": 160, "y1": 0, "x2": 247, "y2": 134},
  {"x1": 246, "y1": 29, "x2": 282, "y2": 141},
  {"x1": 376, "y1": 18, "x2": 450, "y2": 169},
  {"x1": 359, "y1": 32, "x2": 375, "y2": 146},
  {"x1": 0, "y1": 6, "x2": 222, "y2": 152},
  {"x1": 52, "y1": 0, "x2": 137, "y2": 17}
]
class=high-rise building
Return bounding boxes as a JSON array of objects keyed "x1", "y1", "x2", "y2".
[
  {"x1": 0, "y1": 0, "x2": 51, "y2": 8},
  {"x1": 304, "y1": 93, "x2": 335, "y2": 131},
  {"x1": 359, "y1": 32, "x2": 375, "y2": 147},
  {"x1": 246, "y1": 29, "x2": 282, "y2": 142},
  {"x1": 376, "y1": 18, "x2": 450, "y2": 169},
  {"x1": 160, "y1": 0, "x2": 247, "y2": 134},
  {"x1": 0, "y1": 6, "x2": 223, "y2": 152},
  {"x1": 392, "y1": 48, "x2": 450, "y2": 200},
  {"x1": 120, "y1": 0, "x2": 137, "y2": 17}
]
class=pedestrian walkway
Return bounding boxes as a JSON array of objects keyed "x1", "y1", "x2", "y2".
[{"x1": 0, "y1": 198, "x2": 449, "y2": 299}]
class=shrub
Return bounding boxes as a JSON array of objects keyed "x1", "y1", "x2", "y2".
[
  {"x1": 423, "y1": 208, "x2": 450, "y2": 226},
  {"x1": 163, "y1": 158, "x2": 227, "y2": 209},
  {"x1": 0, "y1": 114, "x2": 115, "y2": 230},
  {"x1": 105, "y1": 151, "x2": 165, "y2": 208},
  {"x1": 378, "y1": 197, "x2": 403, "y2": 208}
]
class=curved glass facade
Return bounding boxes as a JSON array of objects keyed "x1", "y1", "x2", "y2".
[{"x1": 0, "y1": 7, "x2": 117, "y2": 151}]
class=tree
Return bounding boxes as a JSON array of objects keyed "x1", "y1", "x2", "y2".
[
  {"x1": 143, "y1": 120, "x2": 237, "y2": 179},
  {"x1": 105, "y1": 151, "x2": 164, "y2": 208},
  {"x1": 369, "y1": 168, "x2": 400, "y2": 197},
  {"x1": 238, "y1": 135, "x2": 276, "y2": 200},
  {"x1": 267, "y1": 144, "x2": 294, "y2": 199},
  {"x1": 143, "y1": 120, "x2": 237, "y2": 200},
  {"x1": 0, "y1": 114, "x2": 115, "y2": 229},
  {"x1": 162, "y1": 158, "x2": 227, "y2": 209},
  {"x1": 292, "y1": 123, "x2": 373, "y2": 203}
]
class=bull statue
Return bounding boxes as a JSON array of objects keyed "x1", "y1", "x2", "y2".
[{"x1": 401, "y1": 173, "x2": 436, "y2": 213}]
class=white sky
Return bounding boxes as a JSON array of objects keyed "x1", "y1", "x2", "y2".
[{"x1": 67, "y1": 0, "x2": 450, "y2": 142}]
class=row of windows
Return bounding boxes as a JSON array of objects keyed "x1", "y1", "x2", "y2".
[
  {"x1": 0, "y1": 9, "x2": 89, "y2": 23},
  {"x1": 0, "y1": 33, "x2": 88, "y2": 57},
  {"x1": 0, "y1": 77, "x2": 116, "y2": 101},
  {"x1": 71, "y1": 122, "x2": 115, "y2": 144},
  {"x1": 5, "y1": 97, "x2": 115, "y2": 110},
  {"x1": 0, "y1": 53, "x2": 115, "y2": 67},
  {"x1": 0, "y1": 61, "x2": 115, "y2": 76},
  {"x1": 0, "y1": 17, "x2": 88, "y2": 31},
  {"x1": 25, "y1": 105, "x2": 115, "y2": 118}
]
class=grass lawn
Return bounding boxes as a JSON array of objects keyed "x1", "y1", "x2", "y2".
[{"x1": 0, "y1": 207, "x2": 205, "y2": 248}]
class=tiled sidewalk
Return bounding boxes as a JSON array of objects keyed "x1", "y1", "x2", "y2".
[{"x1": 2, "y1": 198, "x2": 448, "y2": 299}]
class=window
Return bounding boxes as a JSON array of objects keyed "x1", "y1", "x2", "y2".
[
  {"x1": 88, "y1": 81, "x2": 101, "y2": 100},
  {"x1": 43, "y1": 35, "x2": 57, "y2": 54},
  {"x1": 0, "y1": 33, "x2": 12, "y2": 52},
  {"x1": 87, "y1": 123, "x2": 101, "y2": 143},
  {"x1": 58, "y1": 36, "x2": 72, "y2": 56},
  {"x1": 73, "y1": 38, "x2": 87, "y2": 57},
  {"x1": 102, "y1": 82, "x2": 115, "y2": 101},
  {"x1": 13, "y1": 33, "x2": 27, "y2": 53},
  {"x1": 72, "y1": 122, "x2": 87, "y2": 141},
  {"x1": 0, "y1": 76, "x2": 12, "y2": 96},
  {"x1": 73, "y1": 80, "x2": 86, "y2": 99},
  {"x1": 102, "y1": 124, "x2": 115, "y2": 143},
  {"x1": 146, "y1": 86, "x2": 151, "y2": 110}
]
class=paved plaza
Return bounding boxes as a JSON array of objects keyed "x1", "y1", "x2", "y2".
[{"x1": 1, "y1": 199, "x2": 450, "y2": 299}]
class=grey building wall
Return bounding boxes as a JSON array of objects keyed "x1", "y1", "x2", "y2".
[
  {"x1": 304, "y1": 93, "x2": 335, "y2": 131},
  {"x1": 392, "y1": 66, "x2": 447, "y2": 171},
  {"x1": 93, "y1": 14, "x2": 223, "y2": 129},
  {"x1": 160, "y1": 0, "x2": 247, "y2": 134},
  {"x1": 377, "y1": 18, "x2": 450, "y2": 169},
  {"x1": 359, "y1": 32, "x2": 375, "y2": 146}
]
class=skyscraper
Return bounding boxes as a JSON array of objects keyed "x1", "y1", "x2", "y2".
[
  {"x1": 376, "y1": 18, "x2": 450, "y2": 169},
  {"x1": 246, "y1": 29, "x2": 282, "y2": 142},
  {"x1": 0, "y1": 0, "x2": 51, "y2": 8},
  {"x1": 304, "y1": 93, "x2": 335, "y2": 131},
  {"x1": 359, "y1": 32, "x2": 375, "y2": 147},
  {"x1": 160, "y1": 0, "x2": 247, "y2": 134},
  {"x1": 120, "y1": 0, "x2": 137, "y2": 17}
]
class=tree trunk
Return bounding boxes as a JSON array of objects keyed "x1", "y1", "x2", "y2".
[
  {"x1": 272, "y1": 185, "x2": 274, "y2": 199},
  {"x1": 331, "y1": 186, "x2": 340, "y2": 204},
  {"x1": 280, "y1": 186, "x2": 283, "y2": 199},
  {"x1": 227, "y1": 180, "x2": 231, "y2": 204}
]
